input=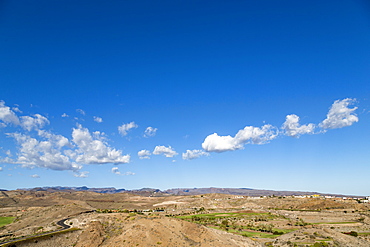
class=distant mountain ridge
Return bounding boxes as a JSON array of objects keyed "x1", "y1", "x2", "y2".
[
  {"x1": 19, "y1": 186, "x2": 127, "y2": 194},
  {"x1": 10, "y1": 186, "x2": 362, "y2": 197}
]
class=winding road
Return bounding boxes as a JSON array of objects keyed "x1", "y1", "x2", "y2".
[{"x1": 0, "y1": 218, "x2": 72, "y2": 246}]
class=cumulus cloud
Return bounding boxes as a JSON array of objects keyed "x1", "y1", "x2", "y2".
[
  {"x1": 153, "y1": 145, "x2": 178, "y2": 157},
  {"x1": 202, "y1": 124, "x2": 277, "y2": 153},
  {"x1": 76, "y1": 109, "x2": 86, "y2": 115},
  {"x1": 182, "y1": 149, "x2": 209, "y2": 160},
  {"x1": 72, "y1": 124, "x2": 130, "y2": 164},
  {"x1": 61, "y1": 113, "x2": 69, "y2": 117},
  {"x1": 4, "y1": 120, "x2": 130, "y2": 173},
  {"x1": 118, "y1": 122, "x2": 138, "y2": 136},
  {"x1": 93, "y1": 116, "x2": 103, "y2": 123},
  {"x1": 30, "y1": 174, "x2": 40, "y2": 178},
  {"x1": 7, "y1": 132, "x2": 81, "y2": 171},
  {"x1": 282, "y1": 114, "x2": 315, "y2": 137},
  {"x1": 138, "y1": 149, "x2": 151, "y2": 159},
  {"x1": 20, "y1": 114, "x2": 49, "y2": 131},
  {"x1": 319, "y1": 98, "x2": 358, "y2": 130},
  {"x1": 144, "y1": 127, "x2": 157, "y2": 137},
  {"x1": 0, "y1": 101, "x2": 20, "y2": 126}
]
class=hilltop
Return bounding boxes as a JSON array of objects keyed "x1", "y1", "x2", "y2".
[{"x1": 9, "y1": 186, "x2": 364, "y2": 198}]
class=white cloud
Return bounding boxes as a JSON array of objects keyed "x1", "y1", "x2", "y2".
[
  {"x1": 30, "y1": 174, "x2": 40, "y2": 178},
  {"x1": 73, "y1": 171, "x2": 89, "y2": 178},
  {"x1": 282, "y1": 114, "x2": 315, "y2": 137},
  {"x1": 37, "y1": 130, "x2": 71, "y2": 148},
  {"x1": 61, "y1": 113, "x2": 69, "y2": 118},
  {"x1": 112, "y1": 167, "x2": 135, "y2": 176},
  {"x1": 144, "y1": 127, "x2": 157, "y2": 137},
  {"x1": 0, "y1": 167, "x2": 2, "y2": 171},
  {"x1": 76, "y1": 109, "x2": 86, "y2": 115},
  {"x1": 20, "y1": 114, "x2": 49, "y2": 131},
  {"x1": 138, "y1": 149, "x2": 151, "y2": 159},
  {"x1": 5, "y1": 123, "x2": 130, "y2": 172},
  {"x1": 112, "y1": 167, "x2": 120, "y2": 174},
  {"x1": 0, "y1": 101, "x2": 20, "y2": 126},
  {"x1": 153, "y1": 145, "x2": 178, "y2": 157},
  {"x1": 319, "y1": 98, "x2": 358, "y2": 130},
  {"x1": 93, "y1": 116, "x2": 103, "y2": 123},
  {"x1": 118, "y1": 121, "x2": 138, "y2": 136},
  {"x1": 12, "y1": 106, "x2": 22, "y2": 113},
  {"x1": 182, "y1": 149, "x2": 210, "y2": 160},
  {"x1": 72, "y1": 124, "x2": 130, "y2": 164},
  {"x1": 202, "y1": 124, "x2": 277, "y2": 153},
  {"x1": 7, "y1": 132, "x2": 81, "y2": 171},
  {"x1": 202, "y1": 134, "x2": 238, "y2": 152}
]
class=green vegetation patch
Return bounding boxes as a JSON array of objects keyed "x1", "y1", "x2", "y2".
[
  {"x1": 241, "y1": 230, "x2": 280, "y2": 238},
  {"x1": 0, "y1": 217, "x2": 15, "y2": 227},
  {"x1": 175, "y1": 211, "x2": 295, "y2": 239},
  {"x1": 177, "y1": 211, "x2": 270, "y2": 219}
]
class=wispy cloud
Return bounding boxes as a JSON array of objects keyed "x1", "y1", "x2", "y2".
[
  {"x1": 73, "y1": 171, "x2": 89, "y2": 178},
  {"x1": 118, "y1": 121, "x2": 138, "y2": 136},
  {"x1": 12, "y1": 106, "x2": 22, "y2": 113},
  {"x1": 144, "y1": 127, "x2": 157, "y2": 137},
  {"x1": 112, "y1": 167, "x2": 135, "y2": 176},
  {"x1": 76, "y1": 109, "x2": 86, "y2": 115},
  {"x1": 123, "y1": 171, "x2": 135, "y2": 176},
  {"x1": 112, "y1": 167, "x2": 120, "y2": 175},
  {"x1": 93, "y1": 116, "x2": 103, "y2": 123},
  {"x1": 182, "y1": 149, "x2": 209, "y2": 160},
  {"x1": 30, "y1": 174, "x2": 40, "y2": 178}
]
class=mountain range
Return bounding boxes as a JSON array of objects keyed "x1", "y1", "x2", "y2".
[{"x1": 10, "y1": 186, "x2": 362, "y2": 198}]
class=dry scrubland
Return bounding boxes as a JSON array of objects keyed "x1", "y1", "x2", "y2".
[{"x1": 0, "y1": 190, "x2": 370, "y2": 246}]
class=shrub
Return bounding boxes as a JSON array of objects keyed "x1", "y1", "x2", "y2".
[{"x1": 273, "y1": 231, "x2": 284, "y2": 235}]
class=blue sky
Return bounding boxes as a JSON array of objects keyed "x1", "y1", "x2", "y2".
[{"x1": 0, "y1": 1, "x2": 369, "y2": 195}]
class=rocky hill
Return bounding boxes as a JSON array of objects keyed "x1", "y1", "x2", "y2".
[{"x1": 10, "y1": 186, "x2": 363, "y2": 198}]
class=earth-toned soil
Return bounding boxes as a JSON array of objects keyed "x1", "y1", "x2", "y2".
[{"x1": 0, "y1": 190, "x2": 369, "y2": 246}]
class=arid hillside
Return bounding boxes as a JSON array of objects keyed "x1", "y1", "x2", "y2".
[{"x1": 0, "y1": 189, "x2": 369, "y2": 246}]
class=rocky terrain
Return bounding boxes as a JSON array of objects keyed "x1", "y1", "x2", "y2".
[{"x1": 0, "y1": 188, "x2": 369, "y2": 246}]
